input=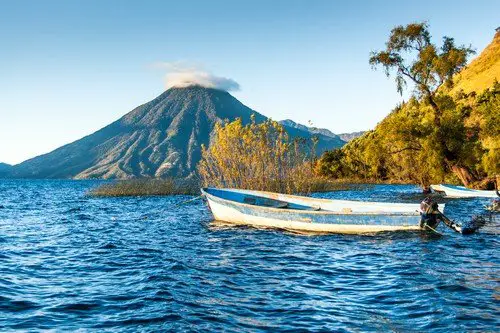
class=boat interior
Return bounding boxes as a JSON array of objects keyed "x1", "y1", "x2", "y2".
[
  {"x1": 203, "y1": 188, "x2": 320, "y2": 211},
  {"x1": 202, "y1": 188, "x2": 423, "y2": 214}
]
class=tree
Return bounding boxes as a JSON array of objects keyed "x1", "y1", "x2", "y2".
[
  {"x1": 369, "y1": 22, "x2": 478, "y2": 186},
  {"x1": 197, "y1": 116, "x2": 318, "y2": 194},
  {"x1": 316, "y1": 149, "x2": 347, "y2": 178}
]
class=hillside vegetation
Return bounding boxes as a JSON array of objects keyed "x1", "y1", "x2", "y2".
[
  {"x1": 317, "y1": 25, "x2": 499, "y2": 188},
  {"x1": 450, "y1": 30, "x2": 500, "y2": 95},
  {"x1": 198, "y1": 117, "x2": 345, "y2": 194}
]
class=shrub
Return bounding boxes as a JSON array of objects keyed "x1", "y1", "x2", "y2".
[{"x1": 197, "y1": 116, "x2": 321, "y2": 194}]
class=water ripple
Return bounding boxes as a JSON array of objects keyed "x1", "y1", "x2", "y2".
[{"x1": 0, "y1": 180, "x2": 498, "y2": 331}]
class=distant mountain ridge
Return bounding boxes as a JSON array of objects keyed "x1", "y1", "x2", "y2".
[
  {"x1": 279, "y1": 119, "x2": 341, "y2": 139},
  {"x1": 279, "y1": 119, "x2": 363, "y2": 142},
  {"x1": 0, "y1": 163, "x2": 12, "y2": 176},
  {"x1": 6, "y1": 86, "x2": 345, "y2": 179},
  {"x1": 338, "y1": 131, "x2": 365, "y2": 142}
]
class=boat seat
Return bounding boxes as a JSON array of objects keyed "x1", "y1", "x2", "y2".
[
  {"x1": 243, "y1": 197, "x2": 256, "y2": 205},
  {"x1": 244, "y1": 196, "x2": 289, "y2": 208},
  {"x1": 243, "y1": 195, "x2": 322, "y2": 211},
  {"x1": 273, "y1": 202, "x2": 289, "y2": 208}
]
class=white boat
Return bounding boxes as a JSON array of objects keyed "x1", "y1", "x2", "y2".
[
  {"x1": 201, "y1": 188, "x2": 444, "y2": 234},
  {"x1": 431, "y1": 184, "x2": 499, "y2": 198}
]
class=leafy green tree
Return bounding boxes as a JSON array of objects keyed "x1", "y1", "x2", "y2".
[
  {"x1": 369, "y1": 22, "x2": 478, "y2": 186},
  {"x1": 467, "y1": 82, "x2": 500, "y2": 179},
  {"x1": 316, "y1": 149, "x2": 347, "y2": 178}
]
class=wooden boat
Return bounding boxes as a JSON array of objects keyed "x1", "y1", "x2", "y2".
[
  {"x1": 431, "y1": 184, "x2": 498, "y2": 198},
  {"x1": 201, "y1": 188, "x2": 445, "y2": 234}
]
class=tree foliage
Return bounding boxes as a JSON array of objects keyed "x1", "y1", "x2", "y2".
[
  {"x1": 317, "y1": 83, "x2": 500, "y2": 188},
  {"x1": 354, "y1": 22, "x2": 497, "y2": 187},
  {"x1": 369, "y1": 22, "x2": 474, "y2": 98},
  {"x1": 198, "y1": 116, "x2": 320, "y2": 194}
]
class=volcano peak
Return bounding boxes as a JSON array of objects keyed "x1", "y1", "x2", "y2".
[{"x1": 9, "y1": 89, "x2": 344, "y2": 179}]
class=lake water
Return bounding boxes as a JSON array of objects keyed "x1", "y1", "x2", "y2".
[{"x1": 0, "y1": 180, "x2": 498, "y2": 332}]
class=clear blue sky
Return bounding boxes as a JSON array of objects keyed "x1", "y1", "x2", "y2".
[{"x1": 1, "y1": 0, "x2": 498, "y2": 164}]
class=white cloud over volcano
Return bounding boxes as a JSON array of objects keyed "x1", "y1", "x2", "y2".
[{"x1": 154, "y1": 62, "x2": 240, "y2": 92}]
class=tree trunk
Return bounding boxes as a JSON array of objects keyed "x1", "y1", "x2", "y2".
[
  {"x1": 450, "y1": 164, "x2": 478, "y2": 187},
  {"x1": 426, "y1": 93, "x2": 472, "y2": 187},
  {"x1": 473, "y1": 177, "x2": 496, "y2": 190},
  {"x1": 426, "y1": 92, "x2": 452, "y2": 174},
  {"x1": 426, "y1": 92, "x2": 442, "y2": 127},
  {"x1": 425, "y1": 91, "x2": 481, "y2": 188}
]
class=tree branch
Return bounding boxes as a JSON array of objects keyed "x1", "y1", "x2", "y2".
[
  {"x1": 399, "y1": 66, "x2": 423, "y2": 86},
  {"x1": 389, "y1": 146, "x2": 422, "y2": 154}
]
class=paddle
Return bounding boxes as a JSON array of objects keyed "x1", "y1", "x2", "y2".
[{"x1": 436, "y1": 211, "x2": 481, "y2": 235}]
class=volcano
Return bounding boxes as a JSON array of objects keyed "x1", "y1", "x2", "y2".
[{"x1": 9, "y1": 86, "x2": 345, "y2": 179}]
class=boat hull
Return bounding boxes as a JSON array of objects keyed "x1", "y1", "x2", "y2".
[
  {"x1": 431, "y1": 184, "x2": 498, "y2": 198},
  {"x1": 203, "y1": 189, "x2": 422, "y2": 234}
]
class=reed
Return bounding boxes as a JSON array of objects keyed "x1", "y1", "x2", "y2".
[{"x1": 89, "y1": 178, "x2": 199, "y2": 197}]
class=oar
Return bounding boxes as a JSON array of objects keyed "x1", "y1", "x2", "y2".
[
  {"x1": 436, "y1": 211, "x2": 463, "y2": 234},
  {"x1": 422, "y1": 223, "x2": 443, "y2": 236},
  {"x1": 175, "y1": 195, "x2": 203, "y2": 206},
  {"x1": 437, "y1": 210, "x2": 486, "y2": 235}
]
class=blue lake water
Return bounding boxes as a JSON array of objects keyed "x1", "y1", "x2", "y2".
[{"x1": 0, "y1": 180, "x2": 498, "y2": 332}]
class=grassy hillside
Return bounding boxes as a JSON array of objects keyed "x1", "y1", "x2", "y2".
[
  {"x1": 317, "y1": 30, "x2": 500, "y2": 187},
  {"x1": 450, "y1": 31, "x2": 500, "y2": 95}
]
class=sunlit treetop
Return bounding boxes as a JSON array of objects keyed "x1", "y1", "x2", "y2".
[{"x1": 369, "y1": 22, "x2": 475, "y2": 97}]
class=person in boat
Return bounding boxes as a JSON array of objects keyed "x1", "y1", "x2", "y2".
[
  {"x1": 419, "y1": 197, "x2": 465, "y2": 233},
  {"x1": 420, "y1": 197, "x2": 488, "y2": 234}
]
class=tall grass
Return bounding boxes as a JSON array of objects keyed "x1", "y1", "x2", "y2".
[{"x1": 89, "y1": 178, "x2": 199, "y2": 197}]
